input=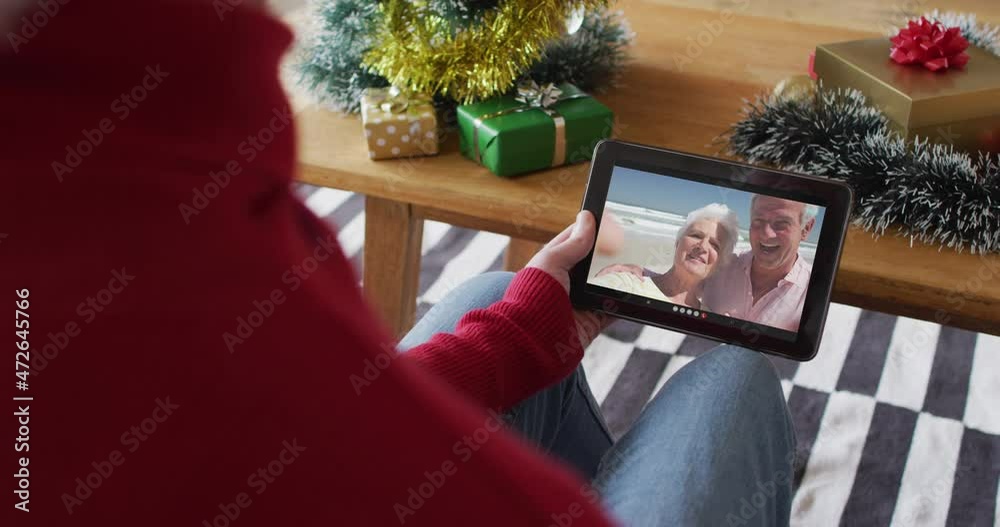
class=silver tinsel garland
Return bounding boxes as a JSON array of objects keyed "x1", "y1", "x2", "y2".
[
  {"x1": 728, "y1": 13, "x2": 1000, "y2": 254},
  {"x1": 728, "y1": 88, "x2": 1000, "y2": 254}
]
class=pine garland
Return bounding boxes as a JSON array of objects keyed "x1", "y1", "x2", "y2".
[
  {"x1": 295, "y1": 0, "x2": 387, "y2": 113},
  {"x1": 427, "y1": 0, "x2": 501, "y2": 28},
  {"x1": 727, "y1": 88, "x2": 1000, "y2": 254},
  {"x1": 525, "y1": 9, "x2": 634, "y2": 93}
]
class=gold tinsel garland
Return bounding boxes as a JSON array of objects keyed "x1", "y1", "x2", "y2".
[{"x1": 362, "y1": 0, "x2": 608, "y2": 104}]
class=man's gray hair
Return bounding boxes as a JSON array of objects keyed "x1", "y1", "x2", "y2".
[{"x1": 750, "y1": 194, "x2": 819, "y2": 225}]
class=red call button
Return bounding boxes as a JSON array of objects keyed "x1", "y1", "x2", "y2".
[{"x1": 701, "y1": 313, "x2": 708, "y2": 319}]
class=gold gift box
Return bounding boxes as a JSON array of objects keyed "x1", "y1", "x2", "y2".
[
  {"x1": 814, "y1": 38, "x2": 1000, "y2": 153},
  {"x1": 361, "y1": 88, "x2": 439, "y2": 160}
]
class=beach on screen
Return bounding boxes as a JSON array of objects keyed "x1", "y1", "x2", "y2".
[{"x1": 588, "y1": 201, "x2": 819, "y2": 280}]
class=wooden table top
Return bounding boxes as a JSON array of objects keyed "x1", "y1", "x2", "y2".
[{"x1": 286, "y1": 0, "x2": 1000, "y2": 335}]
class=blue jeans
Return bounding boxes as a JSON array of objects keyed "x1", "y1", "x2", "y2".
[{"x1": 399, "y1": 272, "x2": 796, "y2": 526}]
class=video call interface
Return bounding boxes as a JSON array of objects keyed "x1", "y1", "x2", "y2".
[{"x1": 586, "y1": 165, "x2": 827, "y2": 338}]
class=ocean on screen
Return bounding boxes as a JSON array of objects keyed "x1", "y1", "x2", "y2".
[{"x1": 588, "y1": 201, "x2": 819, "y2": 280}]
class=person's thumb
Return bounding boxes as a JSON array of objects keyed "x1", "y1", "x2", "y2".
[{"x1": 549, "y1": 211, "x2": 596, "y2": 269}]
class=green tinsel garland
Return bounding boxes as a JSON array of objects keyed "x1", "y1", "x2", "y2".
[{"x1": 296, "y1": 0, "x2": 632, "y2": 112}]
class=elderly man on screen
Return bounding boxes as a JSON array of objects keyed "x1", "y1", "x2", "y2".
[{"x1": 598, "y1": 196, "x2": 817, "y2": 332}]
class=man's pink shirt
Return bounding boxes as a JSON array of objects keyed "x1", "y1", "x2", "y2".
[{"x1": 703, "y1": 251, "x2": 812, "y2": 332}]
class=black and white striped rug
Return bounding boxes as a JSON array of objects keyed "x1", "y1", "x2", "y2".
[{"x1": 300, "y1": 184, "x2": 1000, "y2": 526}]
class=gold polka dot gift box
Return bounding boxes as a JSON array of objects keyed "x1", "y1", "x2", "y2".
[{"x1": 360, "y1": 87, "x2": 439, "y2": 160}]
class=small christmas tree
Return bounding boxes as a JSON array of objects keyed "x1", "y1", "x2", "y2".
[{"x1": 296, "y1": 0, "x2": 633, "y2": 112}]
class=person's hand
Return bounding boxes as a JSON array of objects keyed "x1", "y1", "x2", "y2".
[
  {"x1": 526, "y1": 211, "x2": 614, "y2": 349},
  {"x1": 595, "y1": 263, "x2": 645, "y2": 278},
  {"x1": 527, "y1": 210, "x2": 595, "y2": 292}
]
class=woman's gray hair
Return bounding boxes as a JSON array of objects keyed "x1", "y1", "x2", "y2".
[{"x1": 675, "y1": 203, "x2": 740, "y2": 268}]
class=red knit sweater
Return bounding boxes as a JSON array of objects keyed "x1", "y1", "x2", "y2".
[{"x1": 1, "y1": 1, "x2": 618, "y2": 526}]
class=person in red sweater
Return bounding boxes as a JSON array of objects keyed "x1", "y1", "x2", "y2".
[{"x1": 1, "y1": 1, "x2": 794, "y2": 526}]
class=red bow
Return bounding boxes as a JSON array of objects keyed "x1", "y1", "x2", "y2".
[{"x1": 890, "y1": 17, "x2": 970, "y2": 72}]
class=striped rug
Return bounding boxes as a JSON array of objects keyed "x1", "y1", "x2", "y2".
[{"x1": 300, "y1": 184, "x2": 1000, "y2": 527}]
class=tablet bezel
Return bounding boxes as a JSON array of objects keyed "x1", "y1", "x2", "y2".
[{"x1": 570, "y1": 139, "x2": 854, "y2": 361}]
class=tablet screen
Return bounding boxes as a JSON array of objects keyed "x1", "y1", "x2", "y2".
[{"x1": 586, "y1": 165, "x2": 827, "y2": 341}]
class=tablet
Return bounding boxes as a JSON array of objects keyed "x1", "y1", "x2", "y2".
[{"x1": 570, "y1": 140, "x2": 853, "y2": 361}]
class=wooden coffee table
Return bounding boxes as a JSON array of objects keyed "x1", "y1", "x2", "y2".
[{"x1": 287, "y1": 0, "x2": 1000, "y2": 337}]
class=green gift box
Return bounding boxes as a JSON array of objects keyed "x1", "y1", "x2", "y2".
[{"x1": 457, "y1": 82, "x2": 615, "y2": 177}]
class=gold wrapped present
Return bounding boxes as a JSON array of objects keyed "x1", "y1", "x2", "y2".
[
  {"x1": 814, "y1": 38, "x2": 1000, "y2": 153},
  {"x1": 361, "y1": 87, "x2": 439, "y2": 160}
]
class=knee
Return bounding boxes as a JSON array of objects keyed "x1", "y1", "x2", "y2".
[
  {"x1": 662, "y1": 345, "x2": 796, "y2": 453},
  {"x1": 675, "y1": 345, "x2": 784, "y2": 408}
]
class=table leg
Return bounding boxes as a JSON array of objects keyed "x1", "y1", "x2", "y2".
[
  {"x1": 363, "y1": 196, "x2": 424, "y2": 337},
  {"x1": 503, "y1": 238, "x2": 543, "y2": 272}
]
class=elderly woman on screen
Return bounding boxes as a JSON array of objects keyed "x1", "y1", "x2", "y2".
[{"x1": 591, "y1": 203, "x2": 739, "y2": 310}]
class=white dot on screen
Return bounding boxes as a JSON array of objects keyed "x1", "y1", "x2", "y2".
[
  {"x1": 387, "y1": 125, "x2": 396, "y2": 134},
  {"x1": 376, "y1": 138, "x2": 386, "y2": 146}
]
